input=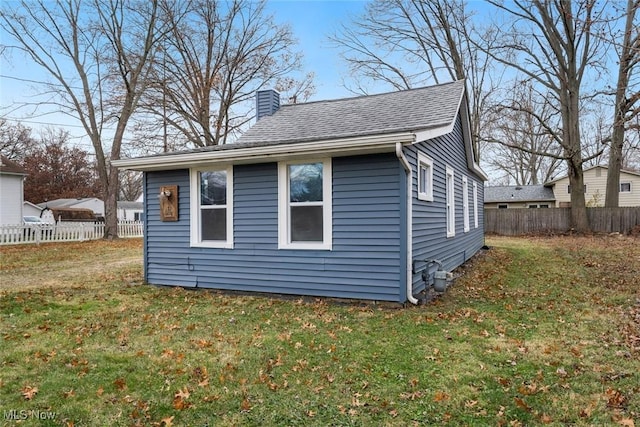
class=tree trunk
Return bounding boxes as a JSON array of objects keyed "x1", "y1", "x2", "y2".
[
  {"x1": 567, "y1": 161, "x2": 590, "y2": 233},
  {"x1": 605, "y1": 0, "x2": 637, "y2": 207}
]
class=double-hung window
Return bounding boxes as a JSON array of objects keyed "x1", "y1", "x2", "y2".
[
  {"x1": 462, "y1": 175, "x2": 470, "y2": 232},
  {"x1": 472, "y1": 181, "x2": 478, "y2": 228},
  {"x1": 278, "y1": 160, "x2": 332, "y2": 250},
  {"x1": 417, "y1": 152, "x2": 434, "y2": 201},
  {"x1": 446, "y1": 165, "x2": 455, "y2": 237},
  {"x1": 190, "y1": 167, "x2": 233, "y2": 248}
]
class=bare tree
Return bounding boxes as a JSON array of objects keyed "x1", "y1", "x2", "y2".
[
  {"x1": 0, "y1": 119, "x2": 35, "y2": 161},
  {"x1": 330, "y1": 0, "x2": 501, "y2": 161},
  {"x1": 119, "y1": 170, "x2": 142, "y2": 202},
  {"x1": 484, "y1": 83, "x2": 564, "y2": 185},
  {"x1": 605, "y1": 0, "x2": 640, "y2": 206},
  {"x1": 0, "y1": 0, "x2": 167, "y2": 238},
  {"x1": 483, "y1": 0, "x2": 608, "y2": 232},
  {"x1": 138, "y1": 0, "x2": 314, "y2": 149}
]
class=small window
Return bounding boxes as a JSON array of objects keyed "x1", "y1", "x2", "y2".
[
  {"x1": 539, "y1": 204, "x2": 549, "y2": 208},
  {"x1": 446, "y1": 166, "x2": 455, "y2": 237},
  {"x1": 498, "y1": 204, "x2": 508, "y2": 209},
  {"x1": 278, "y1": 160, "x2": 332, "y2": 250},
  {"x1": 417, "y1": 152, "x2": 433, "y2": 201},
  {"x1": 190, "y1": 167, "x2": 233, "y2": 248},
  {"x1": 620, "y1": 182, "x2": 631, "y2": 193},
  {"x1": 528, "y1": 204, "x2": 538, "y2": 209},
  {"x1": 462, "y1": 175, "x2": 469, "y2": 232},
  {"x1": 472, "y1": 182, "x2": 478, "y2": 228}
]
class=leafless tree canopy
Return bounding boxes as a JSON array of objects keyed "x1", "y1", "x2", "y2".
[
  {"x1": 330, "y1": 0, "x2": 502, "y2": 161},
  {"x1": 1, "y1": 0, "x2": 170, "y2": 238},
  {"x1": 136, "y1": 0, "x2": 314, "y2": 150}
]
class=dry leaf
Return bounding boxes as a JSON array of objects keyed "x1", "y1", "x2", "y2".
[
  {"x1": 21, "y1": 385, "x2": 38, "y2": 400},
  {"x1": 114, "y1": 378, "x2": 127, "y2": 391},
  {"x1": 161, "y1": 416, "x2": 175, "y2": 426},
  {"x1": 433, "y1": 391, "x2": 450, "y2": 402}
]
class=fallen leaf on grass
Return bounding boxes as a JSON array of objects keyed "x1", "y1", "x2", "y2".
[
  {"x1": 605, "y1": 388, "x2": 626, "y2": 409},
  {"x1": 21, "y1": 385, "x2": 38, "y2": 400},
  {"x1": 114, "y1": 378, "x2": 127, "y2": 391},
  {"x1": 161, "y1": 415, "x2": 174, "y2": 426},
  {"x1": 514, "y1": 397, "x2": 532, "y2": 412},
  {"x1": 433, "y1": 391, "x2": 450, "y2": 402}
]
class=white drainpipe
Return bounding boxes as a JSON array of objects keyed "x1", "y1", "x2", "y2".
[{"x1": 396, "y1": 143, "x2": 419, "y2": 305}]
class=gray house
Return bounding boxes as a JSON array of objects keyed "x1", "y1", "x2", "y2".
[
  {"x1": 485, "y1": 185, "x2": 556, "y2": 209},
  {"x1": 114, "y1": 80, "x2": 487, "y2": 304}
]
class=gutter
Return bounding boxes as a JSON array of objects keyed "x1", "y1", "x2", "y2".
[
  {"x1": 113, "y1": 133, "x2": 416, "y2": 171},
  {"x1": 396, "y1": 143, "x2": 419, "y2": 305}
]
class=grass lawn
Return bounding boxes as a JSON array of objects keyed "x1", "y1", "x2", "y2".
[{"x1": 0, "y1": 236, "x2": 638, "y2": 426}]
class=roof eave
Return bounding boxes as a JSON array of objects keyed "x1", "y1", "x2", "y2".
[{"x1": 113, "y1": 132, "x2": 416, "y2": 171}]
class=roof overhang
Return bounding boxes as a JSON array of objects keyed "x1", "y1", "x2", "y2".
[{"x1": 113, "y1": 132, "x2": 416, "y2": 171}]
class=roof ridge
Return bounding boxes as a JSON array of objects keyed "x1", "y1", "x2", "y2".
[{"x1": 280, "y1": 80, "x2": 464, "y2": 108}]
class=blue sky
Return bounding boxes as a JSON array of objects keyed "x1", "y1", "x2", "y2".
[
  {"x1": 267, "y1": 0, "x2": 368, "y2": 100},
  {"x1": 0, "y1": 0, "x2": 371, "y2": 142}
]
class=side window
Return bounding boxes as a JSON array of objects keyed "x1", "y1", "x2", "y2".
[
  {"x1": 278, "y1": 160, "x2": 332, "y2": 250},
  {"x1": 417, "y1": 152, "x2": 434, "y2": 202},
  {"x1": 472, "y1": 182, "x2": 479, "y2": 228},
  {"x1": 462, "y1": 175, "x2": 469, "y2": 232},
  {"x1": 446, "y1": 166, "x2": 455, "y2": 237},
  {"x1": 620, "y1": 182, "x2": 631, "y2": 193},
  {"x1": 190, "y1": 167, "x2": 233, "y2": 248}
]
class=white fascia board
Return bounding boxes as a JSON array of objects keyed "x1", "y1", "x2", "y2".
[{"x1": 113, "y1": 132, "x2": 416, "y2": 171}]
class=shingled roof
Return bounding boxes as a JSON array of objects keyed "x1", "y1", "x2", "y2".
[
  {"x1": 237, "y1": 80, "x2": 465, "y2": 146},
  {"x1": 485, "y1": 185, "x2": 555, "y2": 203},
  {"x1": 0, "y1": 155, "x2": 27, "y2": 175}
]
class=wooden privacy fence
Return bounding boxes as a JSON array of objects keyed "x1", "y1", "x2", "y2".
[
  {"x1": 485, "y1": 207, "x2": 640, "y2": 236},
  {"x1": 0, "y1": 220, "x2": 143, "y2": 245}
]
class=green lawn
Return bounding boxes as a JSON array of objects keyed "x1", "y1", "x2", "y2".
[{"x1": 0, "y1": 236, "x2": 638, "y2": 426}]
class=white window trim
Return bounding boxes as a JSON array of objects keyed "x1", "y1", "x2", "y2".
[
  {"x1": 278, "y1": 159, "x2": 332, "y2": 250},
  {"x1": 417, "y1": 152, "x2": 434, "y2": 202},
  {"x1": 473, "y1": 181, "x2": 479, "y2": 228},
  {"x1": 446, "y1": 165, "x2": 455, "y2": 238},
  {"x1": 190, "y1": 166, "x2": 234, "y2": 249},
  {"x1": 462, "y1": 175, "x2": 470, "y2": 232}
]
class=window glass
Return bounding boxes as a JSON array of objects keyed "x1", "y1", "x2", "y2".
[
  {"x1": 291, "y1": 205, "x2": 323, "y2": 241},
  {"x1": 620, "y1": 182, "x2": 631, "y2": 192},
  {"x1": 200, "y1": 171, "x2": 227, "y2": 205},
  {"x1": 201, "y1": 208, "x2": 227, "y2": 241},
  {"x1": 289, "y1": 163, "x2": 323, "y2": 202}
]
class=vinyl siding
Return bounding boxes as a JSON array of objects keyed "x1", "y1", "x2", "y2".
[
  {"x1": 551, "y1": 167, "x2": 640, "y2": 207},
  {"x1": 144, "y1": 153, "x2": 403, "y2": 302},
  {"x1": 0, "y1": 174, "x2": 24, "y2": 226},
  {"x1": 407, "y1": 115, "x2": 485, "y2": 293}
]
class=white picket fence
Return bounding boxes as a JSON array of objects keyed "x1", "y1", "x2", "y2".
[{"x1": 0, "y1": 221, "x2": 143, "y2": 245}]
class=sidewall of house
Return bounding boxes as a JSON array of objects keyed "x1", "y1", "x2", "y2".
[
  {"x1": 143, "y1": 153, "x2": 405, "y2": 302},
  {"x1": 407, "y1": 115, "x2": 485, "y2": 294}
]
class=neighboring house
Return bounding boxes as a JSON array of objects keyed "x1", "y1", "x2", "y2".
[
  {"x1": 0, "y1": 155, "x2": 27, "y2": 226},
  {"x1": 485, "y1": 185, "x2": 555, "y2": 209},
  {"x1": 23, "y1": 201, "x2": 45, "y2": 218},
  {"x1": 118, "y1": 201, "x2": 144, "y2": 221},
  {"x1": 38, "y1": 198, "x2": 143, "y2": 221},
  {"x1": 114, "y1": 81, "x2": 487, "y2": 304},
  {"x1": 545, "y1": 165, "x2": 640, "y2": 207},
  {"x1": 39, "y1": 198, "x2": 105, "y2": 217}
]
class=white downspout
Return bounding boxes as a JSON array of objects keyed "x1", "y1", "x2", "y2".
[{"x1": 396, "y1": 143, "x2": 419, "y2": 305}]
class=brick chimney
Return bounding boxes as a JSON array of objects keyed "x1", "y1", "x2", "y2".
[{"x1": 256, "y1": 89, "x2": 280, "y2": 121}]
